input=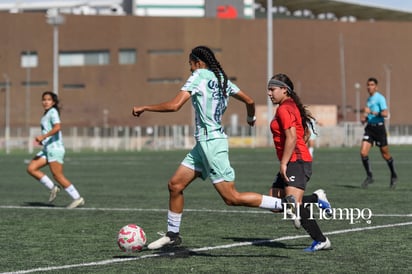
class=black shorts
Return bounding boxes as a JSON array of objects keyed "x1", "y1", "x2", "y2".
[
  {"x1": 271, "y1": 160, "x2": 312, "y2": 190},
  {"x1": 362, "y1": 123, "x2": 388, "y2": 147}
]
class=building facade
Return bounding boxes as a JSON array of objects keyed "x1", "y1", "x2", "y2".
[{"x1": 0, "y1": 13, "x2": 411, "y2": 132}]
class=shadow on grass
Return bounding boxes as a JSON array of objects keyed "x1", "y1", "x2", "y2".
[
  {"x1": 154, "y1": 249, "x2": 288, "y2": 259},
  {"x1": 112, "y1": 237, "x2": 307, "y2": 260},
  {"x1": 223, "y1": 237, "x2": 287, "y2": 248},
  {"x1": 23, "y1": 202, "x2": 56, "y2": 207},
  {"x1": 224, "y1": 237, "x2": 308, "y2": 250},
  {"x1": 112, "y1": 246, "x2": 195, "y2": 259},
  {"x1": 182, "y1": 250, "x2": 288, "y2": 258},
  {"x1": 113, "y1": 238, "x2": 298, "y2": 259},
  {"x1": 113, "y1": 255, "x2": 138, "y2": 259},
  {"x1": 337, "y1": 184, "x2": 361, "y2": 189},
  {"x1": 113, "y1": 241, "x2": 291, "y2": 259}
]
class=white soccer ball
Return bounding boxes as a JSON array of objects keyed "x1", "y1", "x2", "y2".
[{"x1": 117, "y1": 224, "x2": 147, "y2": 252}]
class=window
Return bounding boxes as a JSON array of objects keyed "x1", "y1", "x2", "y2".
[
  {"x1": 21, "y1": 81, "x2": 48, "y2": 87},
  {"x1": 21, "y1": 51, "x2": 38, "y2": 68},
  {"x1": 118, "y1": 49, "x2": 136, "y2": 64},
  {"x1": 63, "y1": 83, "x2": 85, "y2": 90},
  {"x1": 60, "y1": 50, "x2": 110, "y2": 67}
]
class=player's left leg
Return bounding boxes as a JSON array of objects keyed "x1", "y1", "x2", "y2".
[
  {"x1": 380, "y1": 145, "x2": 398, "y2": 189},
  {"x1": 296, "y1": 198, "x2": 331, "y2": 252},
  {"x1": 48, "y1": 161, "x2": 84, "y2": 208},
  {"x1": 27, "y1": 154, "x2": 59, "y2": 202},
  {"x1": 148, "y1": 164, "x2": 197, "y2": 250}
]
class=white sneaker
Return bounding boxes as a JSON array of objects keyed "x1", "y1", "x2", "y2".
[
  {"x1": 48, "y1": 186, "x2": 60, "y2": 203},
  {"x1": 313, "y1": 189, "x2": 332, "y2": 217},
  {"x1": 66, "y1": 197, "x2": 85, "y2": 209},
  {"x1": 304, "y1": 237, "x2": 332, "y2": 252},
  {"x1": 147, "y1": 231, "x2": 182, "y2": 250}
]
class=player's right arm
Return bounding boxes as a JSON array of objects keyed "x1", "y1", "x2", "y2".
[
  {"x1": 132, "y1": 91, "x2": 191, "y2": 117},
  {"x1": 35, "y1": 123, "x2": 61, "y2": 144}
]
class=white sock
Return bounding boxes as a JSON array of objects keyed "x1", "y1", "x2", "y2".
[
  {"x1": 39, "y1": 175, "x2": 55, "y2": 190},
  {"x1": 259, "y1": 195, "x2": 283, "y2": 210},
  {"x1": 64, "y1": 185, "x2": 81, "y2": 200},
  {"x1": 167, "y1": 210, "x2": 182, "y2": 233}
]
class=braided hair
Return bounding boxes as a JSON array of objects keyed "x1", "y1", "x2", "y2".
[
  {"x1": 271, "y1": 73, "x2": 317, "y2": 134},
  {"x1": 189, "y1": 46, "x2": 228, "y2": 97}
]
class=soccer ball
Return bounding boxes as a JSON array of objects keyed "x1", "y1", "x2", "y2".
[{"x1": 117, "y1": 224, "x2": 147, "y2": 252}]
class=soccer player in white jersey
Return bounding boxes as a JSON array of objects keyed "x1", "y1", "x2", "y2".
[
  {"x1": 132, "y1": 45, "x2": 295, "y2": 249},
  {"x1": 27, "y1": 91, "x2": 85, "y2": 209}
]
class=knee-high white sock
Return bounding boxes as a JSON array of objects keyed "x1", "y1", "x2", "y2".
[
  {"x1": 167, "y1": 210, "x2": 182, "y2": 233},
  {"x1": 64, "y1": 185, "x2": 81, "y2": 200},
  {"x1": 39, "y1": 175, "x2": 55, "y2": 190},
  {"x1": 259, "y1": 195, "x2": 283, "y2": 210}
]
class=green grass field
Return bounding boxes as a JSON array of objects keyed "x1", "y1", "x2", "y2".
[{"x1": 0, "y1": 146, "x2": 411, "y2": 273}]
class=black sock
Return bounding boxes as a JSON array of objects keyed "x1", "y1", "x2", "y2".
[
  {"x1": 386, "y1": 157, "x2": 397, "y2": 178},
  {"x1": 299, "y1": 205, "x2": 326, "y2": 242},
  {"x1": 361, "y1": 156, "x2": 372, "y2": 177},
  {"x1": 302, "y1": 194, "x2": 317, "y2": 204}
]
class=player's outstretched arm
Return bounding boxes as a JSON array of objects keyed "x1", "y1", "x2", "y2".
[{"x1": 132, "y1": 91, "x2": 191, "y2": 117}]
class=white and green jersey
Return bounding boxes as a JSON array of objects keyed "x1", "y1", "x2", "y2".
[
  {"x1": 181, "y1": 68, "x2": 240, "y2": 141},
  {"x1": 40, "y1": 107, "x2": 64, "y2": 150}
]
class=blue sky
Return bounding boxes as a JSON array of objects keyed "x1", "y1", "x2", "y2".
[{"x1": 337, "y1": 0, "x2": 412, "y2": 12}]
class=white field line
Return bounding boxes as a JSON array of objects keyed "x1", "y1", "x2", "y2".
[
  {"x1": 0, "y1": 205, "x2": 411, "y2": 217},
  {"x1": 2, "y1": 221, "x2": 412, "y2": 274}
]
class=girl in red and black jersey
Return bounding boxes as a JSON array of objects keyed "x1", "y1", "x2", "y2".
[{"x1": 268, "y1": 73, "x2": 331, "y2": 252}]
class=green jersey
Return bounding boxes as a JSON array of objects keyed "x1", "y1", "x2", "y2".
[
  {"x1": 40, "y1": 107, "x2": 64, "y2": 150},
  {"x1": 181, "y1": 68, "x2": 240, "y2": 141}
]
